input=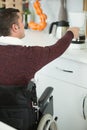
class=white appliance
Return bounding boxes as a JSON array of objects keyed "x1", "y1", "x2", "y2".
[{"x1": 0, "y1": 122, "x2": 16, "y2": 130}]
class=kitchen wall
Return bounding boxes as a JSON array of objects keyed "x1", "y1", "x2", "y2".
[{"x1": 30, "y1": 0, "x2": 83, "y2": 24}]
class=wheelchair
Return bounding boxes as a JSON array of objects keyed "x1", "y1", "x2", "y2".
[{"x1": 0, "y1": 81, "x2": 58, "y2": 130}]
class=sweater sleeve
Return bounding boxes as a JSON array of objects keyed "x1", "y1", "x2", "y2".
[{"x1": 26, "y1": 31, "x2": 74, "y2": 72}]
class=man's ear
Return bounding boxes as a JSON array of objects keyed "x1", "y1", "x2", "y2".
[{"x1": 12, "y1": 24, "x2": 20, "y2": 32}]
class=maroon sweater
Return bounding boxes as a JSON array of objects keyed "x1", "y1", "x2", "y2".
[{"x1": 0, "y1": 31, "x2": 73, "y2": 85}]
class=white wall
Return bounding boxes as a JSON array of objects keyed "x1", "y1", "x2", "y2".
[
  {"x1": 30, "y1": 0, "x2": 83, "y2": 24},
  {"x1": 67, "y1": 0, "x2": 83, "y2": 12}
]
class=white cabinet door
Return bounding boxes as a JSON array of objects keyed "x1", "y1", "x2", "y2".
[
  {"x1": 35, "y1": 57, "x2": 87, "y2": 88},
  {"x1": 35, "y1": 74, "x2": 87, "y2": 130}
]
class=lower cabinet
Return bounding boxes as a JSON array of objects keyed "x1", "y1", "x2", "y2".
[{"x1": 35, "y1": 57, "x2": 87, "y2": 130}]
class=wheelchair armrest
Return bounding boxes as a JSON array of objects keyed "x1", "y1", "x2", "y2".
[{"x1": 38, "y1": 87, "x2": 53, "y2": 107}]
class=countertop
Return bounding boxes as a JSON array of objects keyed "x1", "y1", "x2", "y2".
[{"x1": 22, "y1": 29, "x2": 87, "y2": 64}]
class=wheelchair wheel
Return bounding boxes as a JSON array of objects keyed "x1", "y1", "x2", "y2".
[{"x1": 37, "y1": 114, "x2": 58, "y2": 130}]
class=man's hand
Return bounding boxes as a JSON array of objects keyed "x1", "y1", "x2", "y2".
[{"x1": 67, "y1": 27, "x2": 80, "y2": 39}]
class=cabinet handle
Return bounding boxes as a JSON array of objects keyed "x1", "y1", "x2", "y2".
[
  {"x1": 56, "y1": 67, "x2": 73, "y2": 73},
  {"x1": 82, "y1": 95, "x2": 87, "y2": 120}
]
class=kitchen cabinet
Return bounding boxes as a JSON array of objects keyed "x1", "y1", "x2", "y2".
[{"x1": 34, "y1": 56, "x2": 87, "y2": 130}]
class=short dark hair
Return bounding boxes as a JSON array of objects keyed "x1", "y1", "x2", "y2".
[{"x1": 0, "y1": 8, "x2": 20, "y2": 36}]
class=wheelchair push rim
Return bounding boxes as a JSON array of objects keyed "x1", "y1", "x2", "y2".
[{"x1": 37, "y1": 114, "x2": 58, "y2": 130}]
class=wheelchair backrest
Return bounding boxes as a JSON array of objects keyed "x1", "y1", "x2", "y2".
[{"x1": 0, "y1": 81, "x2": 37, "y2": 130}]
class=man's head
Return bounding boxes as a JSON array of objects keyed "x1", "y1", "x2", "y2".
[{"x1": 0, "y1": 8, "x2": 25, "y2": 38}]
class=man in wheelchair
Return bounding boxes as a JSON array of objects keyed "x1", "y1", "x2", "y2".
[{"x1": 0, "y1": 8, "x2": 79, "y2": 130}]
